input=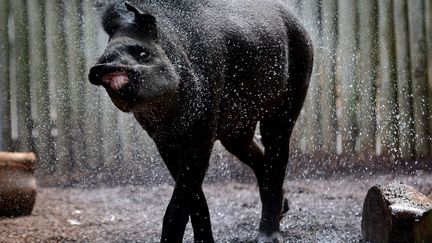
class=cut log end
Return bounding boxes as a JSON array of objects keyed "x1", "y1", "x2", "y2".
[
  {"x1": 362, "y1": 182, "x2": 432, "y2": 243},
  {"x1": 414, "y1": 209, "x2": 432, "y2": 243},
  {"x1": 0, "y1": 152, "x2": 37, "y2": 171}
]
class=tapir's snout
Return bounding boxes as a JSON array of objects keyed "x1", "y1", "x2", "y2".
[{"x1": 88, "y1": 64, "x2": 104, "y2": 86}]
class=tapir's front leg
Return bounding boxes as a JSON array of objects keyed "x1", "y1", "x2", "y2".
[{"x1": 158, "y1": 144, "x2": 214, "y2": 243}]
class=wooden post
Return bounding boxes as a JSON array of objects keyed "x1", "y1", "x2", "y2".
[
  {"x1": 393, "y1": 0, "x2": 416, "y2": 160},
  {"x1": 337, "y1": 0, "x2": 358, "y2": 155},
  {"x1": 408, "y1": 0, "x2": 430, "y2": 158},
  {"x1": 377, "y1": 0, "x2": 399, "y2": 158},
  {"x1": 0, "y1": 0, "x2": 11, "y2": 151},
  {"x1": 357, "y1": 0, "x2": 378, "y2": 157},
  {"x1": 320, "y1": 0, "x2": 338, "y2": 155}
]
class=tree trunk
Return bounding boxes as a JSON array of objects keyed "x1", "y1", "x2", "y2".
[
  {"x1": 357, "y1": 0, "x2": 378, "y2": 157},
  {"x1": 362, "y1": 182, "x2": 432, "y2": 243},
  {"x1": 377, "y1": 0, "x2": 399, "y2": 158},
  {"x1": 393, "y1": 0, "x2": 415, "y2": 160}
]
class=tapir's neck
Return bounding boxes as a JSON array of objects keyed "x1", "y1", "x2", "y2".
[
  {"x1": 133, "y1": 77, "x2": 214, "y2": 145},
  {"x1": 133, "y1": 93, "x2": 180, "y2": 126}
]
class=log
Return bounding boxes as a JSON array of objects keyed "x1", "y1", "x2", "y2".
[
  {"x1": 362, "y1": 182, "x2": 432, "y2": 243},
  {"x1": 0, "y1": 152, "x2": 37, "y2": 217}
]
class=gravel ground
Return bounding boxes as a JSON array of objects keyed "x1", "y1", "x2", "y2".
[{"x1": 0, "y1": 171, "x2": 431, "y2": 243}]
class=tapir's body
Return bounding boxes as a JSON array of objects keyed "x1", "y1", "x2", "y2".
[{"x1": 89, "y1": 0, "x2": 313, "y2": 242}]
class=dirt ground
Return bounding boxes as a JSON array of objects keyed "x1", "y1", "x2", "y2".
[{"x1": 1, "y1": 171, "x2": 431, "y2": 243}]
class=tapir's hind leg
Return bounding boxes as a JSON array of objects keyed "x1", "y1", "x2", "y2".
[
  {"x1": 222, "y1": 18, "x2": 312, "y2": 243},
  {"x1": 220, "y1": 121, "x2": 291, "y2": 243},
  {"x1": 256, "y1": 20, "x2": 313, "y2": 242},
  {"x1": 255, "y1": 106, "x2": 295, "y2": 242}
]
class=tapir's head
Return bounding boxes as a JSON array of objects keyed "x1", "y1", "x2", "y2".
[{"x1": 89, "y1": 2, "x2": 179, "y2": 112}]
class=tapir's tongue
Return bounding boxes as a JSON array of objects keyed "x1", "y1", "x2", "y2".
[{"x1": 102, "y1": 72, "x2": 129, "y2": 91}]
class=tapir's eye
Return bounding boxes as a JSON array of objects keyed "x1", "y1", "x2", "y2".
[
  {"x1": 140, "y1": 51, "x2": 149, "y2": 59},
  {"x1": 128, "y1": 45, "x2": 151, "y2": 62}
]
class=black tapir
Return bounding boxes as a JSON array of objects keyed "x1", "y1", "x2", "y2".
[{"x1": 89, "y1": 1, "x2": 313, "y2": 242}]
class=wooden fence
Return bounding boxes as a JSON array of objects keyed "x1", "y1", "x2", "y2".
[{"x1": 0, "y1": 0, "x2": 431, "y2": 184}]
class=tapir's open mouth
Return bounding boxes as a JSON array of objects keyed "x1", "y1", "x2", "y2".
[
  {"x1": 88, "y1": 63, "x2": 139, "y2": 92},
  {"x1": 102, "y1": 72, "x2": 129, "y2": 91}
]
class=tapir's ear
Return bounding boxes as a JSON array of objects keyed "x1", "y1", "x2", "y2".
[
  {"x1": 102, "y1": 4, "x2": 124, "y2": 36},
  {"x1": 125, "y1": 1, "x2": 158, "y2": 40}
]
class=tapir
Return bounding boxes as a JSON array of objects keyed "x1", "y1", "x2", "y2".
[{"x1": 88, "y1": 1, "x2": 313, "y2": 242}]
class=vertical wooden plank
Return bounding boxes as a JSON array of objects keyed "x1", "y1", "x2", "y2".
[
  {"x1": 96, "y1": 26, "x2": 122, "y2": 173},
  {"x1": 82, "y1": 0, "x2": 104, "y2": 170},
  {"x1": 357, "y1": 0, "x2": 379, "y2": 156},
  {"x1": 130, "y1": 118, "x2": 149, "y2": 174},
  {"x1": 0, "y1": 0, "x2": 11, "y2": 151},
  {"x1": 45, "y1": 0, "x2": 72, "y2": 175},
  {"x1": 302, "y1": 0, "x2": 322, "y2": 154},
  {"x1": 408, "y1": 0, "x2": 430, "y2": 158},
  {"x1": 320, "y1": 0, "x2": 338, "y2": 154},
  {"x1": 337, "y1": 0, "x2": 358, "y2": 154},
  {"x1": 377, "y1": 0, "x2": 399, "y2": 157},
  {"x1": 393, "y1": 0, "x2": 415, "y2": 160},
  {"x1": 286, "y1": 0, "x2": 304, "y2": 154},
  {"x1": 11, "y1": 0, "x2": 34, "y2": 152},
  {"x1": 288, "y1": 0, "x2": 303, "y2": 17},
  {"x1": 63, "y1": 0, "x2": 87, "y2": 171},
  {"x1": 116, "y1": 112, "x2": 133, "y2": 174},
  {"x1": 424, "y1": 0, "x2": 432, "y2": 154},
  {"x1": 27, "y1": 0, "x2": 56, "y2": 173}
]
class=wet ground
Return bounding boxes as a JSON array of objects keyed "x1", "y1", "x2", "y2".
[{"x1": 1, "y1": 171, "x2": 431, "y2": 243}]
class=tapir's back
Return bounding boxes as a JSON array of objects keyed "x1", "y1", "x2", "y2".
[
  {"x1": 157, "y1": 0, "x2": 297, "y2": 89},
  {"x1": 190, "y1": 0, "x2": 306, "y2": 121}
]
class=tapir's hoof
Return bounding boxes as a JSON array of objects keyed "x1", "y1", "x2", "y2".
[{"x1": 257, "y1": 232, "x2": 283, "y2": 243}]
